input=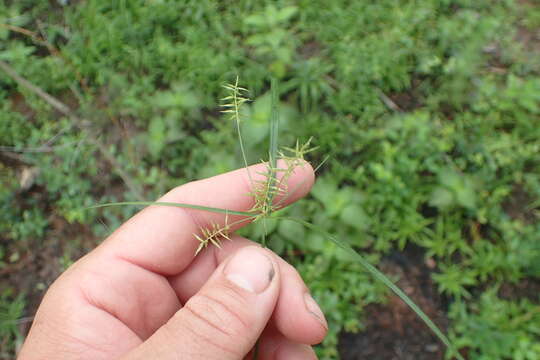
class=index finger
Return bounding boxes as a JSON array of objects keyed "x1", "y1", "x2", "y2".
[{"x1": 96, "y1": 160, "x2": 314, "y2": 275}]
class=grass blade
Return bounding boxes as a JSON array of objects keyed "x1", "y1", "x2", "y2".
[
  {"x1": 269, "y1": 77, "x2": 279, "y2": 172},
  {"x1": 260, "y1": 77, "x2": 281, "y2": 247},
  {"x1": 279, "y1": 216, "x2": 465, "y2": 360},
  {"x1": 88, "y1": 201, "x2": 255, "y2": 217}
]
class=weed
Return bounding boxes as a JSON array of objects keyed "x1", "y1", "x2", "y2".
[
  {"x1": 0, "y1": 290, "x2": 25, "y2": 358},
  {"x1": 1, "y1": 1, "x2": 539, "y2": 359},
  {"x1": 95, "y1": 78, "x2": 464, "y2": 360},
  {"x1": 194, "y1": 217, "x2": 232, "y2": 256}
]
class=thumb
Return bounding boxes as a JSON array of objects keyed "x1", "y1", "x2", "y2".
[{"x1": 124, "y1": 246, "x2": 280, "y2": 360}]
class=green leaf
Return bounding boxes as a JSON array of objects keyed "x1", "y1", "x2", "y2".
[
  {"x1": 244, "y1": 14, "x2": 266, "y2": 27},
  {"x1": 276, "y1": 6, "x2": 298, "y2": 22},
  {"x1": 326, "y1": 190, "x2": 350, "y2": 217},
  {"x1": 429, "y1": 187, "x2": 454, "y2": 210},
  {"x1": 151, "y1": 84, "x2": 200, "y2": 109},
  {"x1": 148, "y1": 117, "x2": 166, "y2": 158},
  {"x1": 267, "y1": 234, "x2": 285, "y2": 254},
  {"x1": 305, "y1": 232, "x2": 326, "y2": 252},
  {"x1": 250, "y1": 217, "x2": 278, "y2": 239},
  {"x1": 434, "y1": 169, "x2": 477, "y2": 210},
  {"x1": 88, "y1": 201, "x2": 255, "y2": 217},
  {"x1": 340, "y1": 204, "x2": 369, "y2": 231},
  {"x1": 311, "y1": 177, "x2": 337, "y2": 205},
  {"x1": 243, "y1": 94, "x2": 271, "y2": 147},
  {"x1": 455, "y1": 184, "x2": 476, "y2": 210},
  {"x1": 278, "y1": 219, "x2": 305, "y2": 245}
]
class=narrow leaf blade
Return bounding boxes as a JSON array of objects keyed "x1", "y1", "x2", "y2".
[
  {"x1": 279, "y1": 217, "x2": 464, "y2": 360},
  {"x1": 88, "y1": 201, "x2": 255, "y2": 217}
]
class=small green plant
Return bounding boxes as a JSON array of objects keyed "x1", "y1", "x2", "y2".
[
  {"x1": 93, "y1": 78, "x2": 464, "y2": 360},
  {"x1": 0, "y1": 289, "x2": 25, "y2": 358},
  {"x1": 449, "y1": 288, "x2": 540, "y2": 360},
  {"x1": 1, "y1": 2, "x2": 538, "y2": 359},
  {"x1": 243, "y1": 5, "x2": 299, "y2": 78}
]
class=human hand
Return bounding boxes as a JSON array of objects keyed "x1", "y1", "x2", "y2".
[{"x1": 18, "y1": 162, "x2": 327, "y2": 359}]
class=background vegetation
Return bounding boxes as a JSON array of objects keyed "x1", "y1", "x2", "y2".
[{"x1": 1, "y1": 0, "x2": 539, "y2": 359}]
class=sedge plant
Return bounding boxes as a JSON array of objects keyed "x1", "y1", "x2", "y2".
[{"x1": 91, "y1": 77, "x2": 465, "y2": 360}]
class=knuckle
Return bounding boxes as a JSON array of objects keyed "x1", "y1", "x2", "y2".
[
  {"x1": 184, "y1": 288, "x2": 250, "y2": 338},
  {"x1": 172, "y1": 287, "x2": 252, "y2": 357},
  {"x1": 151, "y1": 324, "x2": 185, "y2": 359}
]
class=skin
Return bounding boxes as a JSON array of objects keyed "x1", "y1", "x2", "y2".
[{"x1": 18, "y1": 161, "x2": 327, "y2": 360}]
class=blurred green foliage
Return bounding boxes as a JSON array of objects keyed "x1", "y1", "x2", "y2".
[
  {"x1": 0, "y1": 289, "x2": 24, "y2": 358},
  {"x1": 449, "y1": 288, "x2": 540, "y2": 360},
  {"x1": 1, "y1": 0, "x2": 539, "y2": 359}
]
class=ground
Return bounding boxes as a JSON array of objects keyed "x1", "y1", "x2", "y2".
[
  {"x1": 1, "y1": 1, "x2": 539, "y2": 359},
  {"x1": 339, "y1": 246, "x2": 450, "y2": 360}
]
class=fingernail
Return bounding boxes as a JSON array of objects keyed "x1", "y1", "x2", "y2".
[
  {"x1": 276, "y1": 342, "x2": 316, "y2": 359},
  {"x1": 224, "y1": 247, "x2": 274, "y2": 293},
  {"x1": 304, "y1": 293, "x2": 328, "y2": 329}
]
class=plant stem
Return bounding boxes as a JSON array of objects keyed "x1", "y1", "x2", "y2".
[{"x1": 262, "y1": 77, "x2": 281, "y2": 248}]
